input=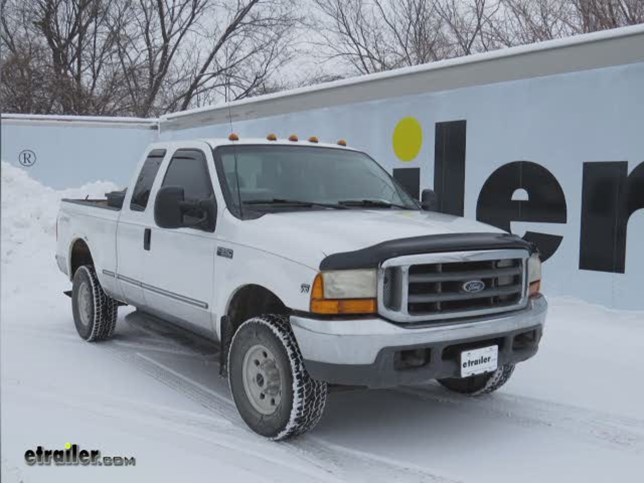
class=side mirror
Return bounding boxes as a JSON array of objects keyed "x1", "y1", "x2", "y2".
[
  {"x1": 154, "y1": 186, "x2": 217, "y2": 232},
  {"x1": 183, "y1": 197, "x2": 217, "y2": 232},
  {"x1": 421, "y1": 189, "x2": 438, "y2": 211},
  {"x1": 155, "y1": 186, "x2": 185, "y2": 229}
]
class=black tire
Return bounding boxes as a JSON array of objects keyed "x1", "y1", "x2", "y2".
[
  {"x1": 228, "y1": 315, "x2": 327, "y2": 440},
  {"x1": 438, "y1": 364, "x2": 515, "y2": 396},
  {"x1": 71, "y1": 265, "x2": 118, "y2": 342}
]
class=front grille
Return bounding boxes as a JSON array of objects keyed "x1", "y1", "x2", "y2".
[{"x1": 379, "y1": 249, "x2": 528, "y2": 323}]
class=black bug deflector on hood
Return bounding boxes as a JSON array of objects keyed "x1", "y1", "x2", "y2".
[{"x1": 319, "y1": 232, "x2": 536, "y2": 270}]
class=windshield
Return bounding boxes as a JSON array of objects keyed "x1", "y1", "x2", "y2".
[{"x1": 215, "y1": 145, "x2": 418, "y2": 214}]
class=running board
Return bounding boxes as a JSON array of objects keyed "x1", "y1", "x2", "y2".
[{"x1": 62, "y1": 290, "x2": 127, "y2": 306}]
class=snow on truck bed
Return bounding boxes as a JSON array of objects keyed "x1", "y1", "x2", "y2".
[{"x1": 1, "y1": 161, "x2": 643, "y2": 482}]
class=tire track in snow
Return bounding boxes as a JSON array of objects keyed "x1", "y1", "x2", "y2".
[
  {"x1": 307, "y1": 437, "x2": 456, "y2": 483},
  {"x1": 101, "y1": 328, "x2": 449, "y2": 482},
  {"x1": 5, "y1": 322, "x2": 216, "y2": 359},
  {"x1": 395, "y1": 385, "x2": 644, "y2": 453},
  {"x1": 6, "y1": 383, "x2": 333, "y2": 482}
]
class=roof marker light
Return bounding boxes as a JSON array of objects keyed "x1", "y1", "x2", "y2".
[
  {"x1": 228, "y1": 133, "x2": 239, "y2": 141},
  {"x1": 288, "y1": 134, "x2": 298, "y2": 142},
  {"x1": 266, "y1": 133, "x2": 277, "y2": 141},
  {"x1": 308, "y1": 136, "x2": 319, "y2": 143},
  {"x1": 337, "y1": 139, "x2": 347, "y2": 146}
]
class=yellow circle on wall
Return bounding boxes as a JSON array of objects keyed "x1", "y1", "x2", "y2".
[{"x1": 393, "y1": 117, "x2": 422, "y2": 162}]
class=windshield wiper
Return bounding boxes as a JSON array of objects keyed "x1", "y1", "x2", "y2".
[
  {"x1": 338, "y1": 199, "x2": 413, "y2": 209},
  {"x1": 243, "y1": 198, "x2": 347, "y2": 209}
]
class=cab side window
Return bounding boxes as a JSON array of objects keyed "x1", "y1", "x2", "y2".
[
  {"x1": 162, "y1": 149, "x2": 214, "y2": 226},
  {"x1": 163, "y1": 150, "x2": 213, "y2": 199},
  {"x1": 130, "y1": 149, "x2": 166, "y2": 211}
]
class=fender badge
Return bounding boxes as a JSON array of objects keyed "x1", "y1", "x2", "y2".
[{"x1": 217, "y1": 247, "x2": 234, "y2": 259}]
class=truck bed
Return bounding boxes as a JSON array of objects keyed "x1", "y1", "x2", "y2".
[
  {"x1": 61, "y1": 188, "x2": 126, "y2": 211},
  {"x1": 61, "y1": 198, "x2": 120, "y2": 211}
]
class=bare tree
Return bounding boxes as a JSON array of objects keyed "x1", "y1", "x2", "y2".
[
  {"x1": 572, "y1": 0, "x2": 644, "y2": 31},
  {"x1": 108, "y1": 0, "x2": 297, "y2": 115},
  {"x1": 2, "y1": 0, "x2": 643, "y2": 115},
  {"x1": 309, "y1": 0, "x2": 450, "y2": 75},
  {"x1": 435, "y1": 0, "x2": 500, "y2": 55},
  {"x1": 1, "y1": 0, "x2": 52, "y2": 112},
  {"x1": 109, "y1": 0, "x2": 211, "y2": 117},
  {"x1": 176, "y1": 0, "x2": 296, "y2": 109},
  {"x1": 1, "y1": 0, "x2": 296, "y2": 115},
  {"x1": 1, "y1": 0, "x2": 124, "y2": 114},
  {"x1": 308, "y1": 0, "x2": 644, "y2": 78},
  {"x1": 489, "y1": 0, "x2": 644, "y2": 47}
]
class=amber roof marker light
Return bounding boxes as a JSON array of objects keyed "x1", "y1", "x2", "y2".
[
  {"x1": 308, "y1": 136, "x2": 319, "y2": 143},
  {"x1": 288, "y1": 134, "x2": 299, "y2": 142},
  {"x1": 337, "y1": 139, "x2": 347, "y2": 146},
  {"x1": 228, "y1": 133, "x2": 239, "y2": 141},
  {"x1": 266, "y1": 133, "x2": 277, "y2": 141}
]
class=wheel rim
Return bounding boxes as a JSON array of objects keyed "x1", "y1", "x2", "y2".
[
  {"x1": 242, "y1": 344, "x2": 282, "y2": 415},
  {"x1": 77, "y1": 281, "x2": 93, "y2": 327}
]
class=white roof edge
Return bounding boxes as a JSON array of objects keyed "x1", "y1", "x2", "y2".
[
  {"x1": 1, "y1": 113, "x2": 158, "y2": 127},
  {"x1": 160, "y1": 23, "x2": 644, "y2": 125}
]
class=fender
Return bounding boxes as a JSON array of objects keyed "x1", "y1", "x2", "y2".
[{"x1": 213, "y1": 242, "x2": 318, "y2": 339}]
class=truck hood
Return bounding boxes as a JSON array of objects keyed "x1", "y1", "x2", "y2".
[{"x1": 230, "y1": 209, "x2": 505, "y2": 270}]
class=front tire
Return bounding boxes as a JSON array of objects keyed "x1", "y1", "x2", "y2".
[
  {"x1": 228, "y1": 315, "x2": 327, "y2": 440},
  {"x1": 438, "y1": 364, "x2": 515, "y2": 396},
  {"x1": 71, "y1": 265, "x2": 118, "y2": 341}
]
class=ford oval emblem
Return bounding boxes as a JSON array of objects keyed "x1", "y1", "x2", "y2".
[{"x1": 462, "y1": 279, "x2": 486, "y2": 293}]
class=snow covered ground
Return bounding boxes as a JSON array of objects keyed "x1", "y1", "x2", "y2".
[{"x1": 1, "y1": 161, "x2": 643, "y2": 482}]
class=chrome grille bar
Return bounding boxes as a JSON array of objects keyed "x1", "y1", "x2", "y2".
[
  {"x1": 408, "y1": 284, "x2": 523, "y2": 304},
  {"x1": 377, "y1": 249, "x2": 529, "y2": 324}
]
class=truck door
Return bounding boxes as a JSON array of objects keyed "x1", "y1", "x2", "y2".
[
  {"x1": 115, "y1": 149, "x2": 167, "y2": 308},
  {"x1": 141, "y1": 147, "x2": 217, "y2": 333}
]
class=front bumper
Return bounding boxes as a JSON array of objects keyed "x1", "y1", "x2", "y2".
[{"x1": 290, "y1": 295, "x2": 547, "y2": 388}]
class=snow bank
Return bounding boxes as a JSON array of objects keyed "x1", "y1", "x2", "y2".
[{"x1": 1, "y1": 161, "x2": 118, "y2": 265}]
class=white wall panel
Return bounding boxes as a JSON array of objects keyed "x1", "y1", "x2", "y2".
[{"x1": 1, "y1": 117, "x2": 155, "y2": 189}]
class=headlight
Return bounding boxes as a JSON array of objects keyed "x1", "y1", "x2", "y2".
[
  {"x1": 322, "y1": 270, "x2": 377, "y2": 299},
  {"x1": 527, "y1": 253, "x2": 542, "y2": 297},
  {"x1": 310, "y1": 270, "x2": 377, "y2": 314}
]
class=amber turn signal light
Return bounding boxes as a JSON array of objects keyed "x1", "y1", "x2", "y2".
[
  {"x1": 309, "y1": 274, "x2": 377, "y2": 315},
  {"x1": 529, "y1": 281, "x2": 541, "y2": 298}
]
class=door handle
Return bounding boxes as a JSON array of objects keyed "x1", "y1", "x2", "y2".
[{"x1": 144, "y1": 228, "x2": 151, "y2": 251}]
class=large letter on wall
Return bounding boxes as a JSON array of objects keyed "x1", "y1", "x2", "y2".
[
  {"x1": 579, "y1": 161, "x2": 644, "y2": 273},
  {"x1": 476, "y1": 161, "x2": 567, "y2": 261},
  {"x1": 434, "y1": 120, "x2": 466, "y2": 216},
  {"x1": 393, "y1": 167, "x2": 420, "y2": 200}
]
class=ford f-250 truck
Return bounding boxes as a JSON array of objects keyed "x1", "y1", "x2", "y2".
[{"x1": 56, "y1": 135, "x2": 546, "y2": 440}]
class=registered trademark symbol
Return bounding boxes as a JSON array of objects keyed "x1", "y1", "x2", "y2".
[{"x1": 18, "y1": 149, "x2": 37, "y2": 167}]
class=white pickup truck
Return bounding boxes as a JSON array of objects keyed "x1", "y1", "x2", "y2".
[{"x1": 56, "y1": 136, "x2": 546, "y2": 440}]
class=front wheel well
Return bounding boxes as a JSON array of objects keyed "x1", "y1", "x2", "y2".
[
  {"x1": 220, "y1": 285, "x2": 289, "y2": 377},
  {"x1": 70, "y1": 239, "x2": 94, "y2": 277},
  {"x1": 226, "y1": 284, "x2": 289, "y2": 334}
]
